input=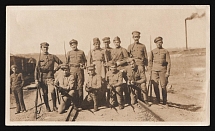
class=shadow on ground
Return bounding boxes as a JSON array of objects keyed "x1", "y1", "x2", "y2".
[{"x1": 148, "y1": 97, "x2": 201, "y2": 112}]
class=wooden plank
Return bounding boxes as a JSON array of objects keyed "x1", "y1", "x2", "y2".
[{"x1": 65, "y1": 105, "x2": 74, "y2": 121}]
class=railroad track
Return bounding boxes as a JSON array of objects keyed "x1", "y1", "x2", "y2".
[{"x1": 137, "y1": 99, "x2": 164, "y2": 122}]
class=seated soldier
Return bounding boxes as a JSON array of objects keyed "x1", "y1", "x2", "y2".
[
  {"x1": 82, "y1": 64, "x2": 102, "y2": 112},
  {"x1": 106, "y1": 62, "x2": 124, "y2": 110},
  {"x1": 54, "y1": 64, "x2": 78, "y2": 114},
  {"x1": 124, "y1": 58, "x2": 150, "y2": 106}
]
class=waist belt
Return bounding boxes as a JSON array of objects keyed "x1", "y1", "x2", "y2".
[{"x1": 69, "y1": 64, "x2": 80, "y2": 67}]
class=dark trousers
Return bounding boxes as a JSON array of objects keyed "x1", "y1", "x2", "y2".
[
  {"x1": 58, "y1": 90, "x2": 76, "y2": 114},
  {"x1": 40, "y1": 79, "x2": 51, "y2": 109},
  {"x1": 151, "y1": 71, "x2": 168, "y2": 104},
  {"x1": 70, "y1": 67, "x2": 84, "y2": 107},
  {"x1": 12, "y1": 88, "x2": 26, "y2": 112},
  {"x1": 82, "y1": 91, "x2": 99, "y2": 109}
]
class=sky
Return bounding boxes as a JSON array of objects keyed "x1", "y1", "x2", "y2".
[{"x1": 7, "y1": 5, "x2": 209, "y2": 55}]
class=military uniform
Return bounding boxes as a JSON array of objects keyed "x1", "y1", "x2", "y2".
[
  {"x1": 82, "y1": 65, "x2": 102, "y2": 112},
  {"x1": 34, "y1": 42, "x2": 63, "y2": 111},
  {"x1": 124, "y1": 59, "x2": 148, "y2": 105},
  {"x1": 66, "y1": 39, "x2": 87, "y2": 108},
  {"x1": 10, "y1": 65, "x2": 26, "y2": 113},
  {"x1": 111, "y1": 36, "x2": 129, "y2": 70},
  {"x1": 106, "y1": 63, "x2": 124, "y2": 109},
  {"x1": 128, "y1": 31, "x2": 148, "y2": 69},
  {"x1": 54, "y1": 64, "x2": 78, "y2": 114},
  {"x1": 148, "y1": 37, "x2": 171, "y2": 105},
  {"x1": 87, "y1": 38, "x2": 106, "y2": 79}
]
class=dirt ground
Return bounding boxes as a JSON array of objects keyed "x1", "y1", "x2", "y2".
[{"x1": 8, "y1": 53, "x2": 208, "y2": 125}]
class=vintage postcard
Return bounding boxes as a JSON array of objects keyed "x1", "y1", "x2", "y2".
[{"x1": 6, "y1": 5, "x2": 210, "y2": 126}]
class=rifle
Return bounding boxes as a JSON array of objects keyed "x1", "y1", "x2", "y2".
[
  {"x1": 147, "y1": 35, "x2": 152, "y2": 102},
  {"x1": 64, "y1": 41, "x2": 67, "y2": 63},
  {"x1": 54, "y1": 84, "x2": 70, "y2": 97},
  {"x1": 34, "y1": 48, "x2": 43, "y2": 120}
]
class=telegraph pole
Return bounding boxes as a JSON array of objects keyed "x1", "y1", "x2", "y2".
[{"x1": 185, "y1": 19, "x2": 188, "y2": 50}]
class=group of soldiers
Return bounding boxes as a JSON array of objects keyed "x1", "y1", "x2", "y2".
[{"x1": 10, "y1": 30, "x2": 171, "y2": 114}]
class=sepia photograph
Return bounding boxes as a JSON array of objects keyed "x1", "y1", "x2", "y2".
[{"x1": 6, "y1": 5, "x2": 210, "y2": 126}]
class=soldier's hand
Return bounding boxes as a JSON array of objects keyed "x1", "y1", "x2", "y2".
[
  {"x1": 107, "y1": 85, "x2": 111, "y2": 89},
  {"x1": 116, "y1": 61, "x2": 120, "y2": 66},
  {"x1": 165, "y1": 73, "x2": 170, "y2": 77},
  {"x1": 35, "y1": 80, "x2": 39, "y2": 85},
  {"x1": 145, "y1": 66, "x2": 148, "y2": 72},
  {"x1": 127, "y1": 81, "x2": 131, "y2": 85}
]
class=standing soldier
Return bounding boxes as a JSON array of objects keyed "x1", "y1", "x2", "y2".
[
  {"x1": 106, "y1": 62, "x2": 124, "y2": 109},
  {"x1": 10, "y1": 65, "x2": 27, "y2": 114},
  {"x1": 128, "y1": 31, "x2": 148, "y2": 71},
  {"x1": 111, "y1": 36, "x2": 129, "y2": 105},
  {"x1": 66, "y1": 39, "x2": 87, "y2": 110},
  {"x1": 148, "y1": 37, "x2": 171, "y2": 107},
  {"x1": 124, "y1": 58, "x2": 150, "y2": 106},
  {"x1": 83, "y1": 64, "x2": 102, "y2": 112},
  {"x1": 54, "y1": 64, "x2": 78, "y2": 114},
  {"x1": 35, "y1": 42, "x2": 63, "y2": 112},
  {"x1": 87, "y1": 37, "x2": 106, "y2": 106},
  {"x1": 102, "y1": 37, "x2": 113, "y2": 107}
]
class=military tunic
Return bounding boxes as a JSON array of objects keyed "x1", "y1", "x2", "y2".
[
  {"x1": 148, "y1": 47, "x2": 171, "y2": 104},
  {"x1": 106, "y1": 70, "x2": 123, "y2": 106},
  {"x1": 127, "y1": 43, "x2": 148, "y2": 67},
  {"x1": 102, "y1": 47, "x2": 112, "y2": 63},
  {"x1": 55, "y1": 73, "x2": 77, "y2": 114},
  {"x1": 87, "y1": 48, "x2": 106, "y2": 79},
  {"x1": 111, "y1": 46, "x2": 128, "y2": 70},
  {"x1": 124, "y1": 65, "x2": 148, "y2": 104}
]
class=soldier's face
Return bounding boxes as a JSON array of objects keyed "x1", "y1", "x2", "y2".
[
  {"x1": 133, "y1": 36, "x2": 140, "y2": 42},
  {"x1": 94, "y1": 42, "x2": 100, "y2": 49},
  {"x1": 103, "y1": 41, "x2": 110, "y2": 48},
  {"x1": 62, "y1": 68, "x2": 70, "y2": 76},
  {"x1": 88, "y1": 69, "x2": 95, "y2": 75},
  {"x1": 41, "y1": 46, "x2": 49, "y2": 53},
  {"x1": 114, "y1": 40, "x2": 121, "y2": 48},
  {"x1": 70, "y1": 43, "x2": 78, "y2": 50},
  {"x1": 156, "y1": 41, "x2": 163, "y2": 48},
  {"x1": 12, "y1": 68, "x2": 17, "y2": 73},
  {"x1": 130, "y1": 61, "x2": 136, "y2": 70}
]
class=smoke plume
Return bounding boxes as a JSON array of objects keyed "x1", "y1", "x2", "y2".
[{"x1": 185, "y1": 12, "x2": 206, "y2": 20}]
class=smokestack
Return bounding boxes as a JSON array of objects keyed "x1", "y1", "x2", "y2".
[
  {"x1": 185, "y1": 12, "x2": 206, "y2": 50},
  {"x1": 185, "y1": 12, "x2": 206, "y2": 20}
]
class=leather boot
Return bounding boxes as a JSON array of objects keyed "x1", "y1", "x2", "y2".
[
  {"x1": 51, "y1": 93, "x2": 58, "y2": 112},
  {"x1": 43, "y1": 95, "x2": 51, "y2": 112}
]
